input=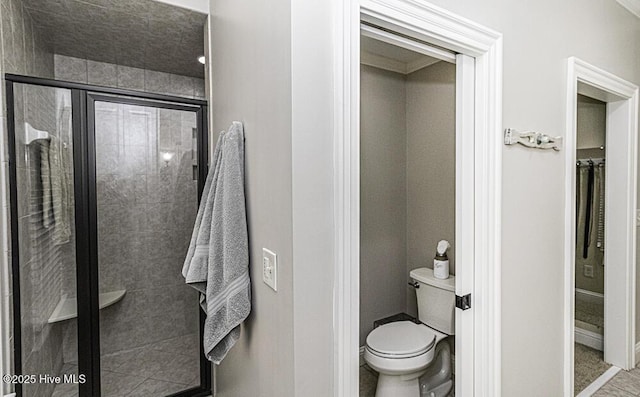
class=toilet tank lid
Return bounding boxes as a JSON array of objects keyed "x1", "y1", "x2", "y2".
[{"x1": 409, "y1": 268, "x2": 455, "y2": 292}]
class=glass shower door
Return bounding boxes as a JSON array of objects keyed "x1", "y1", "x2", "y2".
[
  {"x1": 92, "y1": 99, "x2": 202, "y2": 396},
  {"x1": 9, "y1": 84, "x2": 79, "y2": 397},
  {"x1": 8, "y1": 76, "x2": 209, "y2": 397}
]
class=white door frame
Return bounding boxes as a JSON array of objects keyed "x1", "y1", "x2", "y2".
[
  {"x1": 563, "y1": 57, "x2": 638, "y2": 396},
  {"x1": 332, "y1": 1, "x2": 503, "y2": 395}
]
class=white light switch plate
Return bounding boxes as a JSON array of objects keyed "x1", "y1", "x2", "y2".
[{"x1": 262, "y1": 248, "x2": 277, "y2": 291}]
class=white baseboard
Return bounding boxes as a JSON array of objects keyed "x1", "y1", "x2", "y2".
[
  {"x1": 576, "y1": 366, "x2": 621, "y2": 397},
  {"x1": 4, "y1": 393, "x2": 16, "y2": 397},
  {"x1": 575, "y1": 326, "x2": 603, "y2": 351},
  {"x1": 575, "y1": 288, "x2": 604, "y2": 302}
]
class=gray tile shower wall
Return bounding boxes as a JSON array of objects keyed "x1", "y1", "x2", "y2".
[
  {"x1": 0, "y1": 1, "x2": 57, "y2": 396},
  {"x1": 60, "y1": 103, "x2": 201, "y2": 361},
  {"x1": 0, "y1": 11, "x2": 205, "y2": 395},
  {"x1": 54, "y1": 55, "x2": 204, "y2": 360},
  {"x1": 99, "y1": 104, "x2": 199, "y2": 354},
  {"x1": 52, "y1": 48, "x2": 204, "y2": 388},
  {"x1": 54, "y1": 55, "x2": 206, "y2": 100}
]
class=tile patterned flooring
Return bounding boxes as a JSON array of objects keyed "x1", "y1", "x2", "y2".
[
  {"x1": 575, "y1": 342, "x2": 640, "y2": 397},
  {"x1": 360, "y1": 356, "x2": 640, "y2": 397},
  {"x1": 51, "y1": 333, "x2": 200, "y2": 397},
  {"x1": 593, "y1": 367, "x2": 640, "y2": 396},
  {"x1": 359, "y1": 364, "x2": 378, "y2": 397}
]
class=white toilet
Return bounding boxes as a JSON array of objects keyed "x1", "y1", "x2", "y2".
[{"x1": 364, "y1": 268, "x2": 455, "y2": 397}]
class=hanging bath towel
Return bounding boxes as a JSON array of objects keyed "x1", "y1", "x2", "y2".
[{"x1": 182, "y1": 121, "x2": 250, "y2": 364}]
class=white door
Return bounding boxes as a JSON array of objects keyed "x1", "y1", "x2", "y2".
[
  {"x1": 603, "y1": 98, "x2": 636, "y2": 369},
  {"x1": 455, "y1": 53, "x2": 476, "y2": 396}
]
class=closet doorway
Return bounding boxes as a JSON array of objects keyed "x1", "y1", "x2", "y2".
[{"x1": 564, "y1": 58, "x2": 638, "y2": 396}]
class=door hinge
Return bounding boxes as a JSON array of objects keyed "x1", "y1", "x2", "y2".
[{"x1": 456, "y1": 294, "x2": 471, "y2": 310}]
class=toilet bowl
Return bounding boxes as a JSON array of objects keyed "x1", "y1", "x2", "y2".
[
  {"x1": 364, "y1": 268, "x2": 455, "y2": 397},
  {"x1": 364, "y1": 321, "x2": 452, "y2": 397}
]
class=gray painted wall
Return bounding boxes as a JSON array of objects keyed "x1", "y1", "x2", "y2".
[
  {"x1": 290, "y1": 1, "x2": 335, "y2": 394},
  {"x1": 359, "y1": 62, "x2": 455, "y2": 343},
  {"x1": 405, "y1": 62, "x2": 456, "y2": 318},
  {"x1": 577, "y1": 95, "x2": 606, "y2": 150},
  {"x1": 416, "y1": 1, "x2": 639, "y2": 394},
  {"x1": 359, "y1": 65, "x2": 408, "y2": 346},
  {"x1": 205, "y1": 1, "x2": 640, "y2": 396},
  {"x1": 209, "y1": 0, "x2": 295, "y2": 395}
]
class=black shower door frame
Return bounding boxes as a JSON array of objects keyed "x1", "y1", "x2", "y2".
[{"x1": 5, "y1": 74, "x2": 212, "y2": 397}]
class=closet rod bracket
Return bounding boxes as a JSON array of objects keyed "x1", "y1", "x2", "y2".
[{"x1": 504, "y1": 128, "x2": 563, "y2": 151}]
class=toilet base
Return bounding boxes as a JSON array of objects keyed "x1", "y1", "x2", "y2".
[
  {"x1": 375, "y1": 370, "x2": 425, "y2": 397},
  {"x1": 372, "y1": 341, "x2": 453, "y2": 397}
]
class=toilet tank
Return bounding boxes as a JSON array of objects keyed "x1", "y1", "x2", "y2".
[{"x1": 409, "y1": 267, "x2": 455, "y2": 335}]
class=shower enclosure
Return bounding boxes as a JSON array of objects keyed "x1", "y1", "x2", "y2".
[{"x1": 6, "y1": 75, "x2": 211, "y2": 397}]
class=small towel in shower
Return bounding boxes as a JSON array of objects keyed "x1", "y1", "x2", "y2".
[
  {"x1": 49, "y1": 134, "x2": 72, "y2": 245},
  {"x1": 40, "y1": 134, "x2": 72, "y2": 245},
  {"x1": 182, "y1": 121, "x2": 250, "y2": 364},
  {"x1": 40, "y1": 141, "x2": 53, "y2": 228}
]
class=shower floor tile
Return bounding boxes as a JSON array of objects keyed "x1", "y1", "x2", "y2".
[
  {"x1": 127, "y1": 378, "x2": 189, "y2": 397},
  {"x1": 51, "y1": 333, "x2": 201, "y2": 397},
  {"x1": 50, "y1": 381, "x2": 78, "y2": 397}
]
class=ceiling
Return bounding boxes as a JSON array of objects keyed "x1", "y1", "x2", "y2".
[
  {"x1": 360, "y1": 36, "x2": 440, "y2": 75},
  {"x1": 24, "y1": 0, "x2": 207, "y2": 78}
]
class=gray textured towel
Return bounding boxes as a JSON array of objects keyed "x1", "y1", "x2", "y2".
[
  {"x1": 182, "y1": 121, "x2": 250, "y2": 364},
  {"x1": 40, "y1": 141, "x2": 53, "y2": 228},
  {"x1": 49, "y1": 135, "x2": 71, "y2": 245},
  {"x1": 40, "y1": 134, "x2": 71, "y2": 245}
]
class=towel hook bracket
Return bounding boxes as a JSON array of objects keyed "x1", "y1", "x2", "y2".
[{"x1": 504, "y1": 128, "x2": 563, "y2": 151}]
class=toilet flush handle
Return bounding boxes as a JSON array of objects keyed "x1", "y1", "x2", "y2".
[{"x1": 408, "y1": 281, "x2": 420, "y2": 289}]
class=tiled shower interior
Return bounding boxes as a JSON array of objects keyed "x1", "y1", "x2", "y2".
[
  {"x1": 2, "y1": 0, "x2": 209, "y2": 395},
  {"x1": 13, "y1": 84, "x2": 71, "y2": 397},
  {"x1": 14, "y1": 80, "x2": 204, "y2": 397}
]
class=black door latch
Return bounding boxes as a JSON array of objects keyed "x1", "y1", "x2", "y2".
[{"x1": 456, "y1": 294, "x2": 471, "y2": 310}]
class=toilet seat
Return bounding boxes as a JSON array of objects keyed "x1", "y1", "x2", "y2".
[{"x1": 366, "y1": 321, "x2": 436, "y2": 359}]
